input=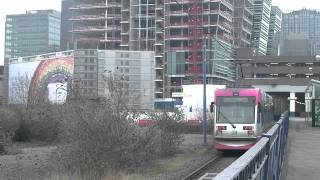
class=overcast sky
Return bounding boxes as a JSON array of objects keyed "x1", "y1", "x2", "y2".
[{"x1": 1, "y1": 0, "x2": 320, "y2": 65}]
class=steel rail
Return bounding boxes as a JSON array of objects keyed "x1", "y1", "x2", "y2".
[{"x1": 182, "y1": 155, "x2": 221, "y2": 180}]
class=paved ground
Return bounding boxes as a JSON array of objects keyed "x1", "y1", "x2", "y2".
[{"x1": 285, "y1": 117, "x2": 320, "y2": 180}]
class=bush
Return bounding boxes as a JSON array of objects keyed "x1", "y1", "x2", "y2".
[
  {"x1": 57, "y1": 75, "x2": 184, "y2": 178},
  {"x1": 26, "y1": 105, "x2": 60, "y2": 142},
  {"x1": 9, "y1": 104, "x2": 61, "y2": 142},
  {"x1": 0, "y1": 107, "x2": 20, "y2": 143},
  {"x1": 12, "y1": 122, "x2": 30, "y2": 142}
]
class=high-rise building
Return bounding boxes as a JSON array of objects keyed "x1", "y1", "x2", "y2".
[
  {"x1": 165, "y1": 0, "x2": 235, "y2": 95},
  {"x1": 60, "y1": 0, "x2": 73, "y2": 51},
  {"x1": 252, "y1": 0, "x2": 272, "y2": 55},
  {"x1": 4, "y1": 10, "x2": 61, "y2": 59},
  {"x1": 281, "y1": 9, "x2": 320, "y2": 56},
  {"x1": 267, "y1": 6, "x2": 282, "y2": 56},
  {"x1": 233, "y1": 0, "x2": 254, "y2": 48},
  {"x1": 70, "y1": 1, "x2": 122, "y2": 50},
  {"x1": 69, "y1": 0, "x2": 165, "y2": 98},
  {"x1": 0, "y1": 66, "x2": 4, "y2": 105},
  {"x1": 68, "y1": 0, "x2": 237, "y2": 98}
]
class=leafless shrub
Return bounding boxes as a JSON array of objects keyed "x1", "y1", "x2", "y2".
[
  {"x1": 7, "y1": 74, "x2": 61, "y2": 142},
  {"x1": 0, "y1": 106, "x2": 20, "y2": 143},
  {"x1": 57, "y1": 74, "x2": 184, "y2": 178}
]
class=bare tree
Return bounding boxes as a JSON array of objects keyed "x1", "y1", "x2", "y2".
[{"x1": 9, "y1": 73, "x2": 31, "y2": 105}]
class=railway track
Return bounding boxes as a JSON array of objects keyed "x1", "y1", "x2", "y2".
[
  {"x1": 182, "y1": 152, "x2": 240, "y2": 180},
  {"x1": 182, "y1": 155, "x2": 221, "y2": 180}
]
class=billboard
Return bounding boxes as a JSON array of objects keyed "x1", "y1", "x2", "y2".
[
  {"x1": 181, "y1": 84, "x2": 226, "y2": 121},
  {"x1": 9, "y1": 55, "x2": 74, "y2": 104}
]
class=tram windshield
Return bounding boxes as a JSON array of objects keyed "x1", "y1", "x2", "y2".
[{"x1": 216, "y1": 96, "x2": 255, "y2": 124}]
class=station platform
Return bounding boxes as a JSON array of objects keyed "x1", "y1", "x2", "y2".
[{"x1": 284, "y1": 117, "x2": 320, "y2": 180}]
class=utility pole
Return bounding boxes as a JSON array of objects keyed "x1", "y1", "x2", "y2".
[{"x1": 202, "y1": 38, "x2": 208, "y2": 145}]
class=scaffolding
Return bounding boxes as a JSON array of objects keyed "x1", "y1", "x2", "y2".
[
  {"x1": 69, "y1": 0, "x2": 165, "y2": 98},
  {"x1": 70, "y1": 0, "x2": 122, "y2": 49},
  {"x1": 165, "y1": 0, "x2": 235, "y2": 94},
  {"x1": 187, "y1": 0, "x2": 204, "y2": 83}
]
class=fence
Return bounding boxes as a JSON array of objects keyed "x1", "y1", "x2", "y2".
[{"x1": 213, "y1": 111, "x2": 289, "y2": 180}]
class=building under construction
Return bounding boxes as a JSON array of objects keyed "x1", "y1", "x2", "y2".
[
  {"x1": 69, "y1": 0, "x2": 165, "y2": 98},
  {"x1": 233, "y1": 0, "x2": 254, "y2": 48},
  {"x1": 68, "y1": 0, "x2": 254, "y2": 98},
  {"x1": 165, "y1": 0, "x2": 235, "y2": 95}
]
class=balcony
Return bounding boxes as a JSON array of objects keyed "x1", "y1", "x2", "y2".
[
  {"x1": 106, "y1": 14, "x2": 121, "y2": 19},
  {"x1": 70, "y1": 3, "x2": 107, "y2": 10},
  {"x1": 69, "y1": 15, "x2": 106, "y2": 21},
  {"x1": 211, "y1": 0, "x2": 234, "y2": 11},
  {"x1": 100, "y1": 38, "x2": 121, "y2": 42},
  {"x1": 203, "y1": 9, "x2": 233, "y2": 21},
  {"x1": 72, "y1": 26, "x2": 108, "y2": 33},
  {"x1": 106, "y1": 2, "x2": 122, "y2": 8},
  {"x1": 165, "y1": 35, "x2": 189, "y2": 40},
  {"x1": 166, "y1": 22, "x2": 189, "y2": 28}
]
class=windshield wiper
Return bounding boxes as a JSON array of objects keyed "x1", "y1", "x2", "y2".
[{"x1": 218, "y1": 110, "x2": 236, "y2": 129}]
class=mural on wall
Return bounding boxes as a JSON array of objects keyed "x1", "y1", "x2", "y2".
[{"x1": 9, "y1": 55, "x2": 74, "y2": 104}]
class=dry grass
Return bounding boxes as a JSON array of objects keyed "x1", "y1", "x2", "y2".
[{"x1": 40, "y1": 172, "x2": 145, "y2": 180}]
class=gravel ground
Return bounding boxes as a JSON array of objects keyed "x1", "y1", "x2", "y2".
[
  {"x1": 0, "y1": 134, "x2": 232, "y2": 180},
  {"x1": 0, "y1": 144, "x2": 57, "y2": 180}
]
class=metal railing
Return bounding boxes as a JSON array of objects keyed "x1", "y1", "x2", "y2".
[{"x1": 213, "y1": 111, "x2": 289, "y2": 180}]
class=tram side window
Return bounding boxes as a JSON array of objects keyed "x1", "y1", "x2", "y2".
[{"x1": 258, "y1": 104, "x2": 263, "y2": 125}]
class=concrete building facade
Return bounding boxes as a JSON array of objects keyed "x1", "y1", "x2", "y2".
[
  {"x1": 237, "y1": 49, "x2": 318, "y2": 116},
  {"x1": 69, "y1": 0, "x2": 165, "y2": 99},
  {"x1": 98, "y1": 50, "x2": 155, "y2": 110},
  {"x1": 4, "y1": 10, "x2": 61, "y2": 59},
  {"x1": 252, "y1": 0, "x2": 272, "y2": 55},
  {"x1": 267, "y1": 6, "x2": 282, "y2": 56},
  {"x1": 281, "y1": 9, "x2": 320, "y2": 56}
]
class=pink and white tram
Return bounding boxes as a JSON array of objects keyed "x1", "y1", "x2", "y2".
[{"x1": 211, "y1": 88, "x2": 274, "y2": 151}]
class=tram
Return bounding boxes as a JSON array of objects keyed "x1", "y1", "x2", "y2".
[{"x1": 211, "y1": 88, "x2": 274, "y2": 151}]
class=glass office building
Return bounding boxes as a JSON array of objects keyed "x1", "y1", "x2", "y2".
[
  {"x1": 252, "y1": 0, "x2": 272, "y2": 55},
  {"x1": 281, "y1": 9, "x2": 320, "y2": 56},
  {"x1": 267, "y1": 6, "x2": 282, "y2": 56},
  {"x1": 4, "y1": 10, "x2": 61, "y2": 59}
]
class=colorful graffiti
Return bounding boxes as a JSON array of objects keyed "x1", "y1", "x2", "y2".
[{"x1": 9, "y1": 55, "x2": 74, "y2": 104}]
